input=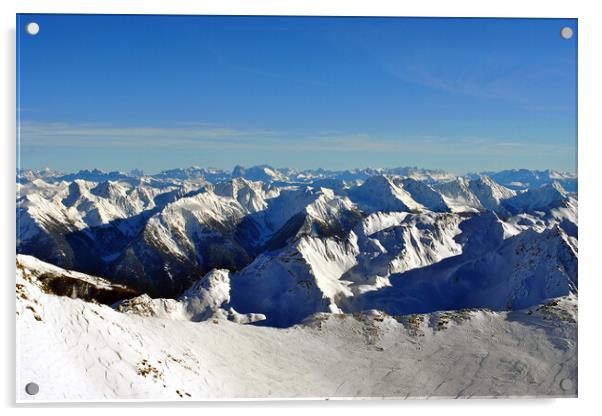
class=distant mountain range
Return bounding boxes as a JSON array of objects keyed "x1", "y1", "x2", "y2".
[{"x1": 17, "y1": 165, "x2": 577, "y2": 191}]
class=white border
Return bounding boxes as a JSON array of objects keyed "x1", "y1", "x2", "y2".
[
  {"x1": 5, "y1": 0, "x2": 587, "y2": 18},
  {"x1": 3, "y1": 0, "x2": 601, "y2": 413}
]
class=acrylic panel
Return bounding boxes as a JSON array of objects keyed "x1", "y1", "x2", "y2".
[{"x1": 16, "y1": 14, "x2": 578, "y2": 401}]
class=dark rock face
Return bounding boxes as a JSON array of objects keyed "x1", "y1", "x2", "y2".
[
  {"x1": 36, "y1": 272, "x2": 140, "y2": 305},
  {"x1": 16, "y1": 257, "x2": 140, "y2": 306}
]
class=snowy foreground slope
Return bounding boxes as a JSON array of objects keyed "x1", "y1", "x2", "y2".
[{"x1": 17, "y1": 255, "x2": 576, "y2": 400}]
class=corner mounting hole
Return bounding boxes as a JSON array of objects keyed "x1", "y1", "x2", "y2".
[
  {"x1": 25, "y1": 382, "x2": 39, "y2": 395},
  {"x1": 560, "y1": 27, "x2": 573, "y2": 40},
  {"x1": 26, "y1": 22, "x2": 40, "y2": 36}
]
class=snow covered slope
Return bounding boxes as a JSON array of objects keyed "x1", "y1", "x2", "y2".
[
  {"x1": 504, "y1": 182, "x2": 569, "y2": 213},
  {"x1": 16, "y1": 256, "x2": 577, "y2": 400},
  {"x1": 228, "y1": 233, "x2": 360, "y2": 327},
  {"x1": 116, "y1": 269, "x2": 266, "y2": 324},
  {"x1": 347, "y1": 175, "x2": 423, "y2": 213},
  {"x1": 358, "y1": 224, "x2": 577, "y2": 315},
  {"x1": 433, "y1": 176, "x2": 516, "y2": 213}
]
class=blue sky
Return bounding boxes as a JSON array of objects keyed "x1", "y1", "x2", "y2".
[{"x1": 17, "y1": 15, "x2": 577, "y2": 174}]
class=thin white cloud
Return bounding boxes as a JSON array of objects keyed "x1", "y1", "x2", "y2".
[
  {"x1": 18, "y1": 121, "x2": 574, "y2": 159},
  {"x1": 383, "y1": 59, "x2": 574, "y2": 114},
  {"x1": 20, "y1": 121, "x2": 274, "y2": 140}
]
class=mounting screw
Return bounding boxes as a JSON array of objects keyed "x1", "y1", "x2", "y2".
[
  {"x1": 26, "y1": 22, "x2": 40, "y2": 36},
  {"x1": 25, "y1": 382, "x2": 39, "y2": 395},
  {"x1": 560, "y1": 27, "x2": 573, "y2": 40}
]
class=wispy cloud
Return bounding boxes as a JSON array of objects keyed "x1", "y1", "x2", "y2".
[
  {"x1": 383, "y1": 58, "x2": 574, "y2": 113},
  {"x1": 20, "y1": 121, "x2": 273, "y2": 140},
  {"x1": 385, "y1": 61, "x2": 509, "y2": 100},
  {"x1": 18, "y1": 121, "x2": 574, "y2": 160}
]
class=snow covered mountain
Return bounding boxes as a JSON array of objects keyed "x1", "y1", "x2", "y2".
[
  {"x1": 17, "y1": 166, "x2": 577, "y2": 304},
  {"x1": 433, "y1": 176, "x2": 516, "y2": 213},
  {"x1": 15, "y1": 165, "x2": 578, "y2": 399},
  {"x1": 476, "y1": 169, "x2": 577, "y2": 192}
]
